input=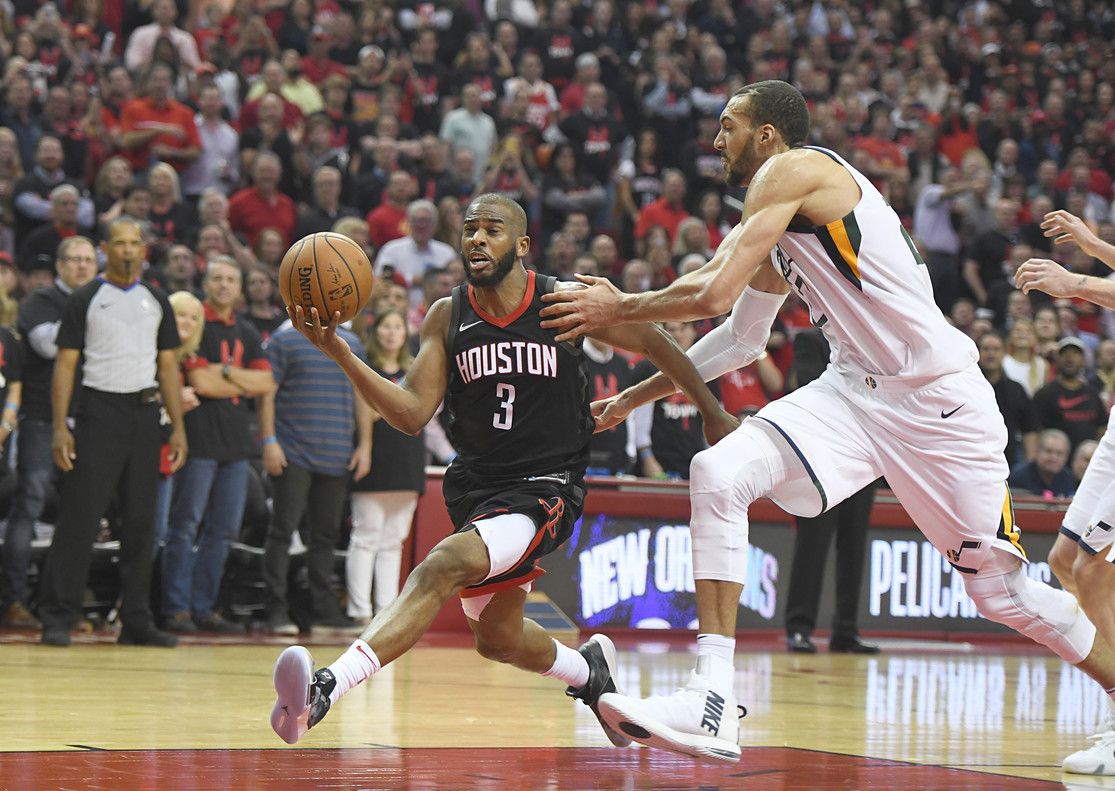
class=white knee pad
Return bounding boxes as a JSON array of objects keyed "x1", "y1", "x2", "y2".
[
  {"x1": 963, "y1": 561, "x2": 1096, "y2": 664},
  {"x1": 687, "y1": 421, "x2": 783, "y2": 586}
]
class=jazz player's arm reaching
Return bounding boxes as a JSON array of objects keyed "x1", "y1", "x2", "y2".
[{"x1": 1016, "y1": 210, "x2": 1115, "y2": 310}]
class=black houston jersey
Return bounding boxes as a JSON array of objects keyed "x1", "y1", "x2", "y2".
[{"x1": 445, "y1": 270, "x2": 592, "y2": 481}]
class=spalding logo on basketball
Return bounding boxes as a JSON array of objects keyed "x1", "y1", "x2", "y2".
[{"x1": 278, "y1": 232, "x2": 375, "y2": 325}]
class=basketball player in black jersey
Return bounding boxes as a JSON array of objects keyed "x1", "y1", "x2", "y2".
[{"x1": 269, "y1": 193, "x2": 738, "y2": 747}]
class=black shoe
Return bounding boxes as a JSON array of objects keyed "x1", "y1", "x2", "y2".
[
  {"x1": 41, "y1": 627, "x2": 71, "y2": 646},
  {"x1": 307, "y1": 667, "x2": 337, "y2": 730},
  {"x1": 787, "y1": 632, "x2": 816, "y2": 653},
  {"x1": 565, "y1": 634, "x2": 631, "y2": 747},
  {"x1": 164, "y1": 612, "x2": 197, "y2": 633},
  {"x1": 194, "y1": 612, "x2": 244, "y2": 634},
  {"x1": 315, "y1": 614, "x2": 363, "y2": 635},
  {"x1": 118, "y1": 625, "x2": 178, "y2": 647},
  {"x1": 829, "y1": 636, "x2": 880, "y2": 654}
]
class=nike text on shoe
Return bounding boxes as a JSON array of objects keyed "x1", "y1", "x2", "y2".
[
  {"x1": 596, "y1": 670, "x2": 744, "y2": 762},
  {"x1": 1063, "y1": 723, "x2": 1115, "y2": 775},
  {"x1": 565, "y1": 634, "x2": 632, "y2": 747},
  {"x1": 270, "y1": 646, "x2": 337, "y2": 745}
]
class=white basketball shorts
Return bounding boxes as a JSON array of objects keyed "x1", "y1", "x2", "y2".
[
  {"x1": 1061, "y1": 407, "x2": 1115, "y2": 560},
  {"x1": 751, "y1": 361, "x2": 1023, "y2": 574}
]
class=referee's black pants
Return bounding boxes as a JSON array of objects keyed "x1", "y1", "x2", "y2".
[
  {"x1": 39, "y1": 388, "x2": 163, "y2": 632},
  {"x1": 784, "y1": 480, "x2": 880, "y2": 642}
]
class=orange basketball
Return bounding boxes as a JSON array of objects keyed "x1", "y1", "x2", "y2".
[{"x1": 278, "y1": 232, "x2": 374, "y2": 325}]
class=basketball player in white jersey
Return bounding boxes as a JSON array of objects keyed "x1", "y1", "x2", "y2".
[
  {"x1": 541, "y1": 80, "x2": 1115, "y2": 763},
  {"x1": 1017, "y1": 210, "x2": 1115, "y2": 775}
]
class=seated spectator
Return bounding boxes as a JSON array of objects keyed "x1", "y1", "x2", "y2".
[
  {"x1": 239, "y1": 63, "x2": 305, "y2": 131},
  {"x1": 1032, "y1": 337, "x2": 1106, "y2": 453},
  {"x1": 124, "y1": 0, "x2": 200, "y2": 75},
  {"x1": 407, "y1": 266, "x2": 455, "y2": 330},
  {"x1": 147, "y1": 163, "x2": 198, "y2": 257},
  {"x1": 671, "y1": 217, "x2": 713, "y2": 269},
  {"x1": 228, "y1": 152, "x2": 296, "y2": 247},
  {"x1": 962, "y1": 197, "x2": 1019, "y2": 308},
  {"x1": 118, "y1": 62, "x2": 201, "y2": 175},
  {"x1": 1033, "y1": 303, "x2": 1063, "y2": 360},
  {"x1": 583, "y1": 336, "x2": 634, "y2": 476},
  {"x1": 634, "y1": 169, "x2": 689, "y2": 247},
  {"x1": 1088, "y1": 338, "x2": 1115, "y2": 410},
  {"x1": 374, "y1": 199, "x2": 457, "y2": 294},
  {"x1": 439, "y1": 84, "x2": 497, "y2": 183},
  {"x1": 433, "y1": 196, "x2": 463, "y2": 249},
  {"x1": 159, "y1": 244, "x2": 201, "y2": 295},
  {"x1": 540, "y1": 142, "x2": 607, "y2": 241},
  {"x1": 1008, "y1": 428, "x2": 1075, "y2": 499},
  {"x1": 294, "y1": 166, "x2": 358, "y2": 239},
  {"x1": 181, "y1": 84, "x2": 240, "y2": 200},
  {"x1": 1072, "y1": 439, "x2": 1099, "y2": 489},
  {"x1": 473, "y1": 135, "x2": 541, "y2": 214},
  {"x1": 17, "y1": 185, "x2": 89, "y2": 268},
  {"x1": 243, "y1": 265, "x2": 285, "y2": 342},
  {"x1": 632, "y1": 320, "x2": 716, "y2": 479},
  {"x1": 12, "y1": 136, "x2": 93, "y2": 248},
  {"x1": 1003, "y1": 318, "x2": 1049, "y2": 397},
  {"x1": 366, "y1": 171, "x2": 417, "y2": 250},
  {"x1": 589, "y1": 233, "x2": 624, "y2": 278},
  {"x1": 979, "y1": 330, "x2": 1039, "y2": 466},
  {"x1": 254, "y1": 228, "x2": 287, "y2": 273},
  {"x1": 238, "y1": 93, "x2": 298, "y2": 197},
  {"x1": 0, "y1": 73, "x2": 43, "y2": 172}
]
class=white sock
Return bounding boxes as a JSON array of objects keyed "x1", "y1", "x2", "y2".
[
  {"x1": 327, "y1": 639, "x2": 381, "y2": 704},
  {"x1": 542, "y1": 639, "x2": 590, "y2": 688},
  {"x1": 697, "y1": 633, "x2": 736, "y2": 692}
]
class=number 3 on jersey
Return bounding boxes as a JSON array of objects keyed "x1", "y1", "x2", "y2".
[{"x1": 493, "y1": 382, "x2": 515, "y2": 430}]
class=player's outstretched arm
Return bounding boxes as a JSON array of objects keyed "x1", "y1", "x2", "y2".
[
  {"x1": 1042, "y1": 210, "x2": 1115, "y2": 270},
  {"x1": 540, "y1": 151, "x2": 811, "y2": 341},
  {"x1": 289, "y1": 300, "x2": 449, "y2": 435},
  {"x1": 589, "y1": 322, "x2": 739, "y2": 445},
  {"x1": 1016, "y1": 258, "x2": 1115, "y2": 310}
]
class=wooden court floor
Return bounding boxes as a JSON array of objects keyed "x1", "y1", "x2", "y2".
[{"x1": 0, "y1": 632, "x2": 1111, "y2": 790}]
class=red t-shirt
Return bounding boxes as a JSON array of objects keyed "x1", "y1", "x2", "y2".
[
  {"x1": 366, "y1": 203, "x2": 408, "y2": 249},
  {"x1": 719, "y1": 364, "x2": 775, "y2": 417},
  {"x1": 634, "y1": 199, "x2": 689, "y2": 243},
  {"x1": 228, "y1": 187, "x2": 297, "y2": 246},
  {"x1": 119, "y1": 96, "x2": 201, "y2": 172}
]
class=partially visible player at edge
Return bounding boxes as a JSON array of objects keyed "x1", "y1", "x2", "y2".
[
  {"x1": 1017, "y1": 210, "x2": 1115, "y2": 775},
  {"x1": 540, "y1": 80, "x2": 1115, "y2": 763},
  {"x1": 269, "y1": 192, "x2": 737, "y2": 746}
]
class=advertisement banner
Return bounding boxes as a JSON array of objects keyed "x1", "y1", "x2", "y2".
[{"x1": 537, "y1": 515, "x2": 1060, "y2": 634}]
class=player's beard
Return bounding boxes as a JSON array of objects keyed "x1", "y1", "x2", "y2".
[
  {"x1": 723, "y1": 137, "x2": 758, "y2": 188},
  {"x1": 465, "y1": 247, "x2": 516, "y2": 288}
]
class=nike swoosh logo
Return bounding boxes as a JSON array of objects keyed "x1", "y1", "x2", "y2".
[
  {"x1": 940, "y1": 404, "x2": 964, "y2": 419},
  {"x1": 1059, "y1": 395, "x2": 1089, "y2": 409},
  {"x1": 459, "y1": 320, "x2": 485, "y2": 332}
]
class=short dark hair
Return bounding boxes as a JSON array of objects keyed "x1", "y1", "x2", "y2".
[
  {"x1": 466, "y1": 193, "x2": 527, "y2": 237},
  {"x1": 732, "y1": 80, "x2": 810, "y2": 147}
]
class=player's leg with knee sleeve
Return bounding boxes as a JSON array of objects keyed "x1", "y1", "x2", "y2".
[
  {"x1": 688, "y1": 421, "x2": 790, "y2": 590},
  {"x1": 962, "y1": 551, "x2": 1096, "y2": 664}
]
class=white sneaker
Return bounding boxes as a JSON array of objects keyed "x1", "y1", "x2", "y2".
[
  {"x1": 1064, "y1": 719, "x2": 1115, "y2": 775},
  {"x1": 596, "y1": 660, "x2": 742, "y2": 762},
  {"x1": 270, "y1": 645, "x2": 336, "y2": 744}
]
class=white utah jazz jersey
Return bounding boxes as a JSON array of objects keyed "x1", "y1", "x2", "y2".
[{"x1": 771, "y1": 146, "x2": 976, "y2": 380}]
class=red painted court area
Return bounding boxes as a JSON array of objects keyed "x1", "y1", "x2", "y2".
[{"x1": 0, "y1": 747, "x2": 1062, "y2": 790}]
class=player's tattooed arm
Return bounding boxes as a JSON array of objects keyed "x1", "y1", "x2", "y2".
[
  {"x1": 293, "y1": 299, "x2": 450, "y2": 436},
  {"x1": 1017, "y1": 257, "x2": 1115, "y2": 310}
]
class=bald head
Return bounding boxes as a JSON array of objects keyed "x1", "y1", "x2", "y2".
[{"x1": 466, "y1": 193, "x2": 527, "y2": 238}]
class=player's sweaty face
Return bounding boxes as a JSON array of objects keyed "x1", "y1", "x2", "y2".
[
  {"x1": 462, "y1": 211, "x2": 517, "y2": 287},
  {"x1": 714, "y1": 97, "x2": 757, "y2": 187}
]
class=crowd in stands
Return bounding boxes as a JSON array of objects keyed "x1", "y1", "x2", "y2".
[{"x1": 1, "y1": 0, "x2": 1115, "y2": 633}]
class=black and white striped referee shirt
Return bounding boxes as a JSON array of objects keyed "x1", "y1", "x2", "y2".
[{"x1": 56, "y1": 277, "x2": 179, "y2": 393}]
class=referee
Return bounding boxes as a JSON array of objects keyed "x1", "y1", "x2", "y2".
[{"x1": 39, "y1": 217, "x2": 187, "y2": 647}]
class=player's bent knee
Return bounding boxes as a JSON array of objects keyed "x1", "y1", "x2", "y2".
[
  {"x1": 413, "y1": 541, "x2": 489, "y2": 594},
  {"x1": 474, "y1": 634, "x2": 520, "y2": 664},
  {"x1": 963, "y1": 565, "x2": 1096, "y2": 664}
]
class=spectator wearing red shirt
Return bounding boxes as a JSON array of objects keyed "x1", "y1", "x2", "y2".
[
  {"x1": 228, "y1": 152, "x2": 296, "y2": 247},
  {"x1": 366, "y1": 170, "x2": 415, "y2": 250},
  {"x1": 118, "y1": 63, "x2": 201, "y2": 174},
  {"x1": 634, "y1": 169, "x2": 689, "y2": 246},
  {"x1": 302, "y1": 27, "x2": 349, "y2": 86}
]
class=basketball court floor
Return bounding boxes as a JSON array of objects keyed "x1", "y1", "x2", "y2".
[{"x1": 0, "y1": 631, "x2": 1110, "y2": 790}]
